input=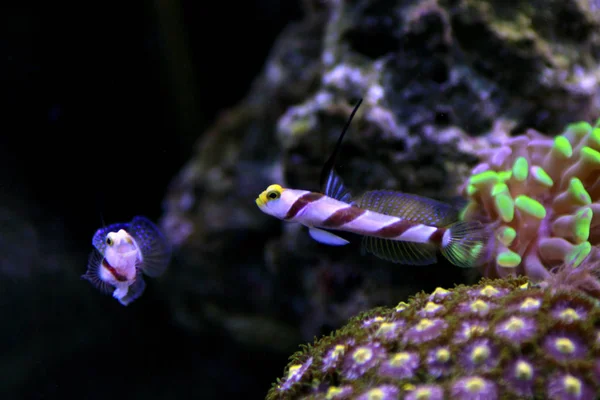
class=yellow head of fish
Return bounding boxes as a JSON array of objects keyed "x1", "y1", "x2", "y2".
[
  {"x1": 256, "y1": 184, "x2": 304, "y2": 220},
  {"x1": 256, "y1": 184, "x2": 285, "y2": 207}
]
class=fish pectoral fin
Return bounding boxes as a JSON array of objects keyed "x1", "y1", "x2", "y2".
[
  {"x1": 117, "y1": 272, "x2": 147, "y2": 306},
  {"x1": 82, "y1": 249, "x2": 114, "y2": 294},
  {"x1": 361, "y1": 236, "x2": 437, "y2": 265},
  {"x1": 308, "y1": 228, "x2": 350, "y2": 246},
  {"x1": 128, "y1": 216, "x2": 172, "y2": 277}
]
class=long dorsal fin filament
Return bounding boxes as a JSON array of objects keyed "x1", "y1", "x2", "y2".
[{"x1": 320, "y1": 98, "x2": 363, "y2": 202}]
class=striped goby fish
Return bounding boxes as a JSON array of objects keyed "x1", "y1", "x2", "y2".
[{"x1": 256, "y1": 99, "x2": 490, "y2": 268}]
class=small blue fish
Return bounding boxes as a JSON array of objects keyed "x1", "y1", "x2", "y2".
[{"x1": 82, "y1": 216, "x2": 171, "y2": 306}]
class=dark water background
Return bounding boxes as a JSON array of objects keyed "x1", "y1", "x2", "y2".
[{"x1": 1, "y1": 1, "x2": 302, "y2": 398}]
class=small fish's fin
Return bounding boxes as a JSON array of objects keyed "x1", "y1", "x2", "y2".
[
  {"x1": 92, "y1": 222, "x2": 129, "y2": 253},
  {"x1": 82, "y1": 249, "x2": 113, "y2": 294},
  {"x1": 441, "y1": 221, "x2": 491, "y2": 268},
  {"x1": 128, "y1": 216, "x2": 172, "y2": 277},
  {"x1": 362, "y1": 236, "x2": 438, "y2": 265},
  {"x1": 309, "y1": 227, "x2": 350, "y2": 246},
  {"x1": 118, "y1": 270, "x2": 146, "y2": 306},
  {"x1": 319, "y1": 98, "x2": 363, "y2": 201},
  {"x1": 353, "y1": 190, "x2": 458, "y2": 226},
  {"x1": 322, "y1": 170, "x2": 352, "y2": 202}
]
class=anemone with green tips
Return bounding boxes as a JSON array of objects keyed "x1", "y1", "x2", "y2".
[{"x1": 460, "y1": 119, "x2": 600, "y2": 281}]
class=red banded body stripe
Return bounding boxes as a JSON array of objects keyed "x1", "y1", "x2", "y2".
[
  {"x1": 284, "y1": 192, "x2": 447, "y2": 244},
  {"x1": 284, "y1": 192, "x2": 324, "y2": 220},
  {"x1": 102, "y1": 258, "x2": 128, "y2": 282}
]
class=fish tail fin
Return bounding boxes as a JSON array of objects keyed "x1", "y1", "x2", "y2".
[{"x1": 440, "y1": 221, "x2": 491, "y2": 268}]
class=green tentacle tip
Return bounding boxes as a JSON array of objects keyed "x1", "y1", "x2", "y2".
[
  {"x1": 496, "y1": 250, "x2": 521, "y2": 268},
  {"x1": 568, "y1": 178, "x2": 591, "y2": 205},
  {"x1": 595, "y1": 117, "x2": 600, "y2": 128},
  {"x1": 491, "y1": 183, "x2": 509, "y2": 196},
  {"x1": 498, "y1": 170, "x2": 512, "y2": 182},
  {"x1": 568, "y1": 121, "x2": 592, "y2": 135},
  {"x1": 470, "y1": 171, "x2": 498, "y2": 186},
  {"x1": 581, "y1": 146, "x2": 600, "y2": 164},
  {"x1": 574, "y1": 207, "x2": 592, "y2": 243},
  {"x1": 466, "y1": 184, "x2": 478, "y2": 196},
  {"x1": 590, "y1": 127, "x2": 600, "y2": 148},
  {"x1": 515, "y1": 195, "x2": 546, "y2": 219},
  {"x1": 512, "y1": 157, "x2": 528, "y2": 181},
  {"x1": 496, "y1": 226, "x2": 516, "y2": 246},
  {"x1": 553, "y1": 136, "x2": 573, "y2": 158},
  {"x1": 494, "y1": 193, "x2": 514, "y2": 222},
  {"x1": 565, "y1": 241, "x2": 591, "y2": 268},
  {"x1": 530, "y1": 166, "x2": 553, "y2": 187}
]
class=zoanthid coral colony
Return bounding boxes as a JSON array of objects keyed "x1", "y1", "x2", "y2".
[
  {"x1": 266, "y1": 263, "x2": 600, "y2": 400},
  {"x1": 461, "y1": 120, "x2": 600, "y2": 281}
]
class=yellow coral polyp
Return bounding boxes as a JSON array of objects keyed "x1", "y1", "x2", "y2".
[
  {"x1": 430, "y1": 287, "x2": 450, "y2": 297},
  {"x1": 505, "y1": 316, "x2": 525, "y2": 331},
  {"x1": 554, "y1": 338, "x2": 575, "y2": 354},
  {"x1": 464, "y1": 377, "x2": 485, "y2": 392},
  {"x1": 469, "y1": 299, "x2": 490, "y2": 313},
  {"x1": 559, "y1": 308, "x2": 581, "y2": 322},
  {"x1": 471, "y1": 345, "x2": 490, "y2": 363},
  {"x1": 415, "y1": 319, "x2": 434, "y2": 331},
  {"x1": 436, "y1": 348, "x2": 450, "y2": 362},
  {"x1": 515, "y1": 361, "x2": 533, "y2": 380},
  {"x1": 413, "y1": 388, "x2": 435, "y2": 399},
  {"x1": 390, "y1": 352, "x2": 411, "y2": 366},
  {"x1": 422, "y1": 302, "x2": 443, "y2": 313},
  {"x1": 376, "y1": 322, "x2": 398, "y2": 337},
  {"x1": 461, "y1": 122, "x2": 600, "y2": 281},
  {"x1": 563, "y1": 375, "x2": 582, "y2": 396},
  {"x1": 479, "y1": 285, "x2": 500, "y2": 297},
  {"x1": 402, "y1": 383, "x2": 416, "y2": 392},
  {"x1": 466, "y1": 325, "x2": 486, "y2": 337},
  {"x1": 287, "y1": 364, "x2": 302, "y2": 378},
  {"x1": 352, "y1": 347, "x2": 373, "y2": 364},
  {"x1": 519, "y1": 297, "x2": 541, "y2": 311},
  {"x1": 332, "y1": 345, "x2": 345, "y2": 357},
  {"x1": 365, "y1": 388, "x2": 385, "y2": 400},
  {"x1": 326, "y1": 387, "x2": 344, "y2": 399}
]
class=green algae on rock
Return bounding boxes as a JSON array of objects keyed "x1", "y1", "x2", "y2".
[{"x1": 266, "y1": 263, "x2": 600, "y2": 399}]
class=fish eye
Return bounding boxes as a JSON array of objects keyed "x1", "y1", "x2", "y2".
[
  {"x1": 106, "y1": 237, "x2": 113, "y2": 246},
  {"x1": 267, "y1": 190, "x2": 280, "y2": 200}
]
